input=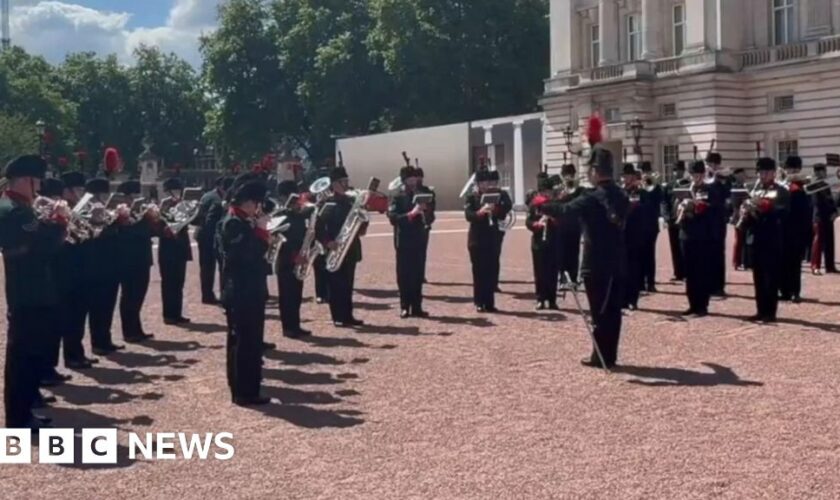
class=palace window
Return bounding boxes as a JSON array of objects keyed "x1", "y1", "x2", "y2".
[
  {"x1": 773, "y1": 0, "x2": 796, "y2": 45},
  {"x1": 773, "y1": 94, "x2": 795, "y2": 112},
  {"x1": 660, "y1": 102, "x2": 677, "y2": 118},
  {"x1": 605, "y1": 107, "x2": 622, "y2": 123},
  {"x1": 777, "y1": 140, "x2": 799, "y2": 165},
  {"x1": 663, "y1": 144, "x2": 680, "y2": 177},
  {"x1": 673, "y1": 4, "x2": 686, "y2": 56},
  {"x1": 627, "y1": 15, "x2": 641, "y2": 61},
  {"x1": 590, "y1": 24, "x2": 601, "y2": 67}
]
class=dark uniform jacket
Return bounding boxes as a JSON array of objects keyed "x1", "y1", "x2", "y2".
[
  {"x1": 541, "y1": 180, "x2": 630, "y2": 278},
  {"x1": 159, "y1": 197, "x2": 194, "y2": 263},
  {"x1": 813, "y1": 187, "x2": 837, "y2": 224},
  {"x1": 662, "y1": 178, "x2": 690, "y2": 223},
  {"x1": 388, "y1": 189, "x2": 428, "y2": 250},
  {"x1": 194, "y1": 189, "x2": 224, "y2": 243},
  {"x1": 220, "y1": 210, "x2": 270, "y2": 306},
  {"x1": 316, "y1": 192, "x2": 363, "y2": 264},
  {"x1": 525, "y1": 194, "x2": 558, "y2": 251},
  {"x1": 0, "y1": 194, "x2": 66, "y2": 309},
  {"x1": 624, "y1": 186, "x2": 649, "y2": 250},
  {"x1": 117, "y1": 217, "x2": 155, "y2": 270},
  {"x1": 785, "y1": 181, "x2": 812, "y2": 243},
  {"x1": 275, "y1": 208, "x2": 308, "y2": 274},
  {"x1": 710, "y1": 175, "x2": 733, "y2": 240},
  {"x1": 464, "y1": 190, "x2": 513, "y2": 248},
  {"x1": 417, "y1": 185, "x2": 437, "y2": 227},
  {"x1": 742, "y1": 183, "x2": 790, "y2": 259},
  {"x1": 643, "y1": 183, "x2": 663, "y2": 235},
  {"x1": 679, "y1": 181, "x2": 720, "y2": 242}
]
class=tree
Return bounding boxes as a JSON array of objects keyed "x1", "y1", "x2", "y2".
[{"x1": 0, "y1": 113, "x2": 39, "y2": 165}]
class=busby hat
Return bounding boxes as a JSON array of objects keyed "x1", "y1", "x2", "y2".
[
  {"x1": 400, "y1": 165, "x2": 416, "y2": 181},
  {"x1": 233, "y1": 180, "x2": 267, "y2": 204},
  {"x1": 330, "y1": 166, "x2": 349, "y2": 182},
  {"x1": 756, "y1": 157, "x2": 776, "y2": 171},
  {"x1": 4, "y1": 155, "x2": 47, "y2": 180},
  {"x1": 163, "y1": 177, "x2": 184, "y2": 191},
  {"x1": 117, "y1": 180, "x2": 141, "y2": 195},
  {"x1": 415, "y1": 167, "x2": 425, "y2": 178},
  {"x1": 60, "y1": 171, "x2": 86, "y2": 188},
  {"x1": 277, "y1": 180, "x2": 298, "y2": 197},
  {"x1": 639, "y1": 161, "x2": 653, "y2": 173},
  {"x1": 488, "y1": 170, "x2": 500, "y2": 182},
  {"x1": 622, "y1": 163, "x2": 637, "y2": 176},
  {"x1": 706, "y1": 152, "x2": 722, "y2": 165},
  {"x1": 589, "y1": 145, "x2": 614, "y2": 177},
  {"x1": 561, "y1": 164, "x2": 576, "y2": 176},
  {"x1": 690, "y1": 160, "x2": 706, "y2": 174},
  {"x1": 475, "y1": 170, "x2": 491, "y2": 182},
  {"x1": 85, "y1": 178, "x2": 110, "y2": 195},
  {"x1": 674, "y1": 160, "x2": 686, "y2": 171},
  {"x1": 39, "y1": 178, "x2": 65, "y2": 198},
  {"x1": 784, "y1": 155, "x2": 803, "y2": 169},
  {"x1": 548, "y1": 174, "x2": 562, "y2": 187}
]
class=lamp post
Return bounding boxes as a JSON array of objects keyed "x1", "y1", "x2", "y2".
[{"x1": 628, "y1": 117, "x2": 644, "y2": 163}]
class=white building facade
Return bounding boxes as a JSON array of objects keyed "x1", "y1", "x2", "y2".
[{"x1": 542, "y1": 0, "x2": 840, "y2": 177}]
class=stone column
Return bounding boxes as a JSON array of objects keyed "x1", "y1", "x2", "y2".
[
  {"x1": 599, "y1": 0, "x2": 619, "y2": 65},
  {"x1": 484, "y1": 126, "x2": 495, "y2": 168},
  {"x1": 513, "y1": 121, "x2": 525, "y2": 207},
  {"x1": 641, "y1": 0, "x2": 662, "y2": 59}
]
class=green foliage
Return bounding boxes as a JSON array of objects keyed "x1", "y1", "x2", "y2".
[{"x1": 0, "y1": 113, "x2": 39, "y2": 165}]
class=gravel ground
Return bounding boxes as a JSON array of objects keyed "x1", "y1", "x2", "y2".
[{"x1": 1, "y1": 212, "x2": 839, "y2": 499}]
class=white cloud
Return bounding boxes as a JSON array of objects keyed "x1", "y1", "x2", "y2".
[{"x1": 9, "y1": 0, "x2": 222, "y2": 66}]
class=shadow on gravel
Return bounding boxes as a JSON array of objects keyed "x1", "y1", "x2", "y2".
[
  {"x1": 616, "y1": 362, "x2": 763, "y2": 387},
  {"x1": 425, "y1": 294, "x2": 475, "y2": 304},
  {"x1": 263, "y1": 368, "x2": 345, "y2": 385},
  {"x1": 105, "y1": 350, "x2": 182, "y2": 368},
  {"x1": 493, "y1": 310, "x2": 566, "y2": 322},
  {"x1": 356, "y1": 288, "x2": 399, "y2": 299},
  {"x1": 302, "y1": 335, "x2": 371, "y2": 349},
  {"x1": 252, "y1": 403, "x2": 364, "y2": 429},
  {"x1": 354, "y1": 324, "x2": 422, "y2": 336},
  {"x1": 264, "y1": 350, "x2": 345, "y2": 366},
  {"x1": 181, "y1": 322, "x2": 227, "y2": 334},
  {"x1": 354, "y1": 302, "x2": 393, "y2": 311},
  {"x1": 429, "y1": 315, "x2": 495, "y2": 327},
  {"x1": 142, "y1": 339, "x2": 209, "y2": 352},
  {"x1": 51, "y1": 383, "x2": 164, "y2": 406}
]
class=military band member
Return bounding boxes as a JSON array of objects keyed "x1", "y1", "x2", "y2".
[
  {"x1": 679, "y1": 161, "x2": 720, "y2": 317},
  {"x1": 540, "y1": 147, "x2": 629, "y2": 369},
  {"x1": 159, "y1": 177, "x2": 193, "y2": 325},
  {"x1": 85, "y1": 177, "x2": 124, "y2": 355},
  {"x1": 317, "y1": 166, "x2": 365, "y2": 327},
  {"x1": 0, "y1": 155, "x2": 68, "y2": 429},
  {"x1": 55, "y1": 171, "x2": 98, "y2": 369},
  {"x1": 810, "y1": 163, "x2": 838, "y2": 274},
  {"x1": 415, "y1": 167, "x2": 436, "y2": 284},
  {"x1": 556, "y1": 164, "x2": 583, "y2": 284},
  {"x1": 464, "y1": 170, "x2": 512, "y2": 313},
  {"x1": 116, "y1": 180, "x2": 156, "y2": 343},
  {"x1": 195, "y1": 176, "x2": 228, "y2": 304},
  {"x1": 274, "y1": 180, "x2": 312, "y2": 338},
  {"x1": 662, "y1": 161, "x2": 688, "y2": 281},
  {"x1": 220, "y1": 177, "x2": 272, "y2": 406},
  {"x1": 639, "y1": 161, "x2": 662, "y2": 292},
  {"x1": 740, "y1": 158, "x2": 790, "y2": 322},
  {"x1": 526, "y1": 176, "x2": 559, "y2": 310},
  {"x1": 706, "y1": 152, "x2": 732, "y2": 296},
  {"x1": 779, "y1": 156, "x2": 810, "y2": 302},
  {"x1": 487, "y1": 170, "x2": 511, "y2": 292},
  {"x1": 622, "y1": 164, "x2": 648, "y2": 310},
  {"x1": 731, "y1": 168, "x2": 750, "y2": 271}
]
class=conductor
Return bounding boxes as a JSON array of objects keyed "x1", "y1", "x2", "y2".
[{"x1": 540, "y1": 146, "x2": 629, "y2": 369}]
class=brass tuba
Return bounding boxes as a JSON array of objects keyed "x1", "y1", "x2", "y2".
[
  {"x1": 293, "y1": 208, "x2": 323, "y2": 281},
  {"x1": 325, "y1": 179, "x2": 382, "y2": 273}
]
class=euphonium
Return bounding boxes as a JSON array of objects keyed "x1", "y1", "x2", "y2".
[
  {"x1": 325, "y1": 190, "x2": 371, "y2": 273},
  {"x1": 294, "y1": 208, "x2": 323, "y2": 281},
  {"x1": 266, "y1": 215, "x2": 289, "y2": 267}
]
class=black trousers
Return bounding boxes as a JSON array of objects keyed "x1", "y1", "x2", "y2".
[
  {"x1": 277, "y1": 269, "x2": 303, "y2": 333},
  {"x1": 217, "y1": 251, "x2": 226, "y2": 297},
  {"x1": 420, "y1": 230, "x2": 431, "y2": 282},
  {"x1": 6, "y1": 307, "x2": 53, "y2": 427},
  {"x1": 780, "y1": 238, "x2": 806, "y2": 299},
  {"x1": 396, "y1": 245, "x2": 424, "y2": 312},
  {"x1": 52, "y1": 287, "x2": 88, "y2": 365},
  {"x1": 225, "y1": 301, "x2": 265, "y2": 400},
  {"x1": 583, "y1": 273, "x2": 624, "y2": 366},
  {"x1": 160, "y1": 258, "x2": 187, "y2": 320},
  {"x1": 819, "y1": 219, "x2": 836, "y2": 271},
  {"x1": 624, "y1": 245, "x2": 644, "y2": 308},
  {"x1": 753, "y1": 255, "x2": 780, "y2": 319},
  {"x1": 558, "y1": 231, "x2": 580, "y2": 283},
  {"x1": 120, "y1": 265, "x2": 150, "y2": 339},
  {"x1": 711, "y1": 238, "x2": 726, "y2": 293},
  {"x1": 641, "y1": 231, "x2": 658, "y2": 289},
  {"x1": 495, "y1": 233, "x2": 505, "y2": 285},
  {"x1": 327, "y1": 259, "x2": 357, "y2": 322},
  {"x1": 682, "y1": 240, "x2": 712, "y2": 313},
  {"x1": 314, "y1": 255, "x2": 329, "y2": 301},
  {"x1": 469, "y1": 244, "x2": 498, "y2": 308},
  {"x1": 532, "y1": 246, "x2": 558, "y2": 304},
  {"x1": 667, "y1": 224, "x2": 685, "y2": 279},
  {"x1": 198, "y1": 239, "x2": 217, "y2": 301},
  {"x1": 89, "y1": 277, "x2": 119, "y2": 349}
]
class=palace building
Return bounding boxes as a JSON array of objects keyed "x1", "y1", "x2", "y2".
[{"x1": 542, "y1": 0, "x2": 840, "y2": 176}]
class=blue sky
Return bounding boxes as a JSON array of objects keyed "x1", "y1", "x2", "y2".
[{"x1": 8, "y1": 0, "x2": 223, "y2": 65}]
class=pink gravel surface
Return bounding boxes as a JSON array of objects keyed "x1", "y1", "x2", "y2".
[{"x1": 1, "y1": 212, "x2": 839, "y2": 499}]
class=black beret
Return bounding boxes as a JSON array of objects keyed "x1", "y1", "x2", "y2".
[
  {"x1": 277, "y1": 180, "x2": 298, "y2": 197},
  {"x1": 117, "y1": 180, "x2": 141, "y2": 195},
  {"x1": 60, "y1": 171, "x2": 86, "y2": 188},
  {"x1": 233, "y1": 180, "x2": 267, "y2": 204},
  {"x1": 622, "y1": 163, "x2": 637, "y2": 176},
  {"x1": 415, "y1": 167, "x2": 425, "y2": 178},
  {"x1": 561, "y1": 164, "x2": 576, "y2": 176},
  {"x1": 222, "y1": 176, "x2": 235, "y2": 190},
  {"x1": 674, "y1": 160, "x2": 686, "y2": 171},
  {"x1": 548, "y1": 175, "x2": 562, "y2": 187},
  {"x1": 400, "y1": 166, "x2": 416, "y2": 181},
  {"x1": 85, "y1": 178, "x2": 110, "y2": 195},
  {"x1": 5, "y1": 155, "x2": 47, "y2": 180},
  {"x1": 475, "y1": 170, "x2": 491, "y2": 182},
  {"x1": 690, "y1": 161, "x2": 706, "y2": 174},
  {"x1": 813, "y1": 163, "x2": 827, "y2": 172},
  {"x1": 756, "y1": 157, "x2": 776, "y2": 171},
  {"x1": 488, "y1": 170, "x2": 500, "y2": 181},
  {"x1": 706, "y1": 152, "x2": 722, "y2": 164},
  {"x1": 330, "y1": 166, "x2": 349, "y2": 182},
  {"x1": 639, "y1": 161, "x2": 653, "y2": 173},
  {"x1": 39, "y1": 178, "x2": 65, "y2": 198},
  {"x1": 784, "y1": 155, "x2": 803, "y2": 169},
  {"x1": 163, "y1": 177, "x2": 184, "y2": 191},
  {"x1": 538, "y1": 178, "x2": 553, "y2": 191}
]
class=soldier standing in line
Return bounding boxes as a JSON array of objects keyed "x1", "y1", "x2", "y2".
[
  {"x1": 159, "y1": 177, "x2": 193, "y2": 326},
  {"x1": 779, "y1": 156, "x2": 810, "y2": 303},
  {"x1": 662, "y1": 161, "x2": 689, "y2": 281},
  {"x1": 526, "y1": 175, "x2": 560, "y2": 310}
]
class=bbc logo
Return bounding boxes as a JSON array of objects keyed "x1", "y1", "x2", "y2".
[{"x1": 0, "y1": 429, "x2": 117, "y2": 464}]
